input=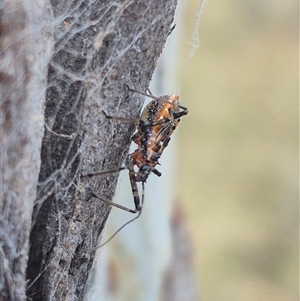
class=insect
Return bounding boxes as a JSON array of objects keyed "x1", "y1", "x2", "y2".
[{"x1": 85, "y1": 86, "x2": 188, "y2": 246}]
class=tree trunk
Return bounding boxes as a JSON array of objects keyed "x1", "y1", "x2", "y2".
[
  {"x1": 0, "y1": 1, "x2": 52, "y2": 300},
  {"x1": 4, "y1": 1, "x2": 178, "y2": 300}
]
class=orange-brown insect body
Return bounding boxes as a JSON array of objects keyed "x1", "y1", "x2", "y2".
[
  {"x1": 125, "y1": 94, "x2": 188, "y2": 210},
  {"x1": 88, "y1": 88, "x2": 188, "y2": 214},
  {"x1": 132, "y1": 95, "x2": 181, "y2": 166}
]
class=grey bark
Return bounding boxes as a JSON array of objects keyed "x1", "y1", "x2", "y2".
[
  {"x1": 0, "y1": 1, "x2": 179, "y2": 300},
  {"x1": 0, "y1": 1, "x2": 53, "y2": 301}
]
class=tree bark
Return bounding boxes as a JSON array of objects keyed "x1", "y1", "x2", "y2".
[
  {"x1": 0, "y1": 1, "x2": 53, "y2": 301},
  {"x1": 14, "y1": 1, "x2": 178, "y2": 300}
]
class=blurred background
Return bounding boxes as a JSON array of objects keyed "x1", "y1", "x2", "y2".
[
  {"x1": 176, "y1": 0, "x2": 298, "y2": 301},
  {"x1": 88, "y1": 1, "x2": 298, "y2": 301}
]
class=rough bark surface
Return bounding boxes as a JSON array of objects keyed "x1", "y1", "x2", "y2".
[
  {"x1": 0, "y1": 1, "x2": 53, "y2": 301},
  {"x1": 20, "y1": 1, "x2": 178, "y2": 300}
]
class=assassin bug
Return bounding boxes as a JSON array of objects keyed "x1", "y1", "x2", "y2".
[{"x1": 85, "y1": 85, "x2": 188, "y2": 246}]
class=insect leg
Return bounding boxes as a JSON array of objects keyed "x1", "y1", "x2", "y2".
[
  {"x1": 168, "y1": 24, "x2": 176, "y2": 36},
  {"x1": 160, "y1": 137, "x2": 171, "y2": 152},
  {"x1": 129, "y1": 169, "x2": 142, "y2": 211},
  {"x1": 152, "y1": 168, "x2": 162, "y2": 177},
  {"x1": 93, "y1": 182, "x2": 145, "y2": 249},
  {"x1": 125, "y1": 85, "x2": 171, "y2": 104},
  {"x1": 84, "y1": 166, "x2": 139, "y2": 213},
  {"x1": 82, "y1": 166, "x2": 126, "y2": 178},
  {"x1": 147, "y1": 88, "x2": 153, "y2": 95},
  {"x1": 149, "y1": 118, "x2": 171, "y2": 127},
  {"x1": 89, "y1": 192, "x2": 138, "y2": 214},
  {"x1": 102, "y1": 110, "x2": 139, "y2": 123}
]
